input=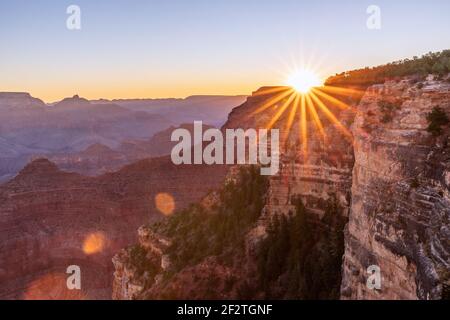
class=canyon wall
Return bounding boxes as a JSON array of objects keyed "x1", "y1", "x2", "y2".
[
  {"x1": 225, "y1": 86, "x2": 359, "y2": 215},
  {"x1": 341, "y1": 77, "x2": 450, "y2": 300}
]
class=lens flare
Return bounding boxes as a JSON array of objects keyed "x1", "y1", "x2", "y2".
[
  {"x1": 83, "y1": 232, "x2": 106, "y2": 255},
  {"x1": 155, "y1": 193, "x2": 176, "y2": 216}
]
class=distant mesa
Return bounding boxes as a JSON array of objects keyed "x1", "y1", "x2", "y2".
[
  {"x1": 0, "y1": 92, "x2": 46, "y2": 108},
  {"x1": 18, "y1": 158, "x2": 60, "y2": 175},
  {"x1": 54, "y1": 94, "x2": 91, "y2": 107},
  {"x1": 0, "y1": 92, "x2": 32, "y2": 98}
]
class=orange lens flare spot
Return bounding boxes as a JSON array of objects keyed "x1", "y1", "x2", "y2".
[
  {"x1": 155, "y1": 193, "x2": 175, "y2": 216},
  {"x1": 83, "y1": 232, "x2": 106, "y2": 255}
]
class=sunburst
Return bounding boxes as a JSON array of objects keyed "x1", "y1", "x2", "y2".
[
  {"x1": 251, "y1": 67, "x2": 359, "y2": 157},
  {"x1": 287, "y1": 69, "x2": 322, "y2": 94}
]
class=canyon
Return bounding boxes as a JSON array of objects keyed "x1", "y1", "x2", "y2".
[
  {"x1": 0, "y1": 73, "x2": 449, "y2": 300},
  {"x1": 0, "y1": 157, "x2": 227, "y2": 299},
  {"x1": 112, "y1": 75, "x2": 449, "y2": 300},
  {"x1": 0, "y1": 92, "x2": 242, "y2": 299},
  {"x1": 0, "y1": 93, "x2": 245, "y2": 183},
  {"x1": 44, "y1": 123, "x2": 215, "y2": 176}
]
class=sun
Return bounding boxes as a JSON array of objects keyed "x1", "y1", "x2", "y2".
[
  {"x1": 287, "y1": 70, "x2": 323, "y2": 94},
  {"x1": 250, "y1": 64, "x2": 357, "y2": 154}
]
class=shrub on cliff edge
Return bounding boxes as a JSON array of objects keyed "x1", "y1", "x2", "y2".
[{"x1": 427, "y1": 107, "x2": 449, "y2": 136}]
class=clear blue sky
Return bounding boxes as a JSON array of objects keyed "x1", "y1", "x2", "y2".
[{"x1": 1, "y1": 0, "x2": 449, "y2": 101}]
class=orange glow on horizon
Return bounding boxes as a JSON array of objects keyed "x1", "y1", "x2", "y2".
[{"x1": 5, "y1": 80, "x2": 265, "y2": 103}]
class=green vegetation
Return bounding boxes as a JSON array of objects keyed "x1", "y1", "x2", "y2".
[
  {"x1": 326, "y1": 50, "x2": 450, "y2": 87},
  {"x1": 410, "y1": 178, "x2": 420, "y2": 189},
  {"x1": 257, "y1": 196, "x2": 346, "y2": 299},
  {"x1": 427, "y1": 107, "x2": 449, "y2": 136},
  {"x1": 378, "y1": 100, "x2": 401, "y2": 123},
  {"x1": 153, "y1": 166, "x2": 269, "y2": 273},
  {"x1": 144, "y1": 167, "x2": 347, "y2": 300},
  {"x1": 128, "y1": 244, "x2": 160, "y2": 278},
  {"x1": 443, "y1": 283, "x2": 450, "y2": 300}
]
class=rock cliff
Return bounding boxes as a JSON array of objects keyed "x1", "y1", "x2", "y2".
[{"x1": 341, "y1": 76, "x2": 450, "y2": 300}]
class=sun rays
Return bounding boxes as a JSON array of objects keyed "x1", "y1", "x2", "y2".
[{"x1": 250, "y1": 78, "x2": 357, "y2": 157}]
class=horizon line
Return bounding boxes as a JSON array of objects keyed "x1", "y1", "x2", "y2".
[{"x1": 0, "y1": 91, "x2": 256, "y2": 105}]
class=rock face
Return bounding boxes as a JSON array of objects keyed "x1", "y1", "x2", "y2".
[
  {"x1": 224, "y1": 86, "x2": 359, "y2": 243},
  {"x1": 341, "y1": 77, "x2": 450, "y2": 300},
  {"x1": 112, "y1": 226, "x2": 171, "y2": 300},
  {"x1": 112, "y1": 225, "x2": 239, "y2": 300},
  {"x1": 0, "y1": 157, "x2": 228, "y2": 299}
]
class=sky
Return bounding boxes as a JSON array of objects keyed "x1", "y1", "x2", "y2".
[{"x1": 1, "y1": 0, "x2": 449, "y2": 102}]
